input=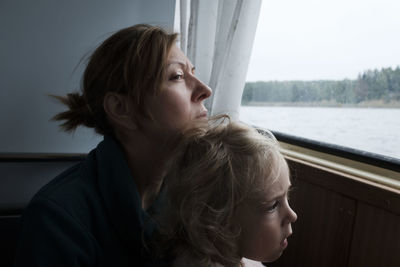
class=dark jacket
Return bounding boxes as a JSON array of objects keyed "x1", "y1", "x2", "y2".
[{"x1": 14, "y1": 136, "x2": 166, "y2": 266}]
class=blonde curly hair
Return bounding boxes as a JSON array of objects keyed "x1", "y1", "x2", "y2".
[{"x1": 156, "y1": 117, "x2": 286, "y2": 266}]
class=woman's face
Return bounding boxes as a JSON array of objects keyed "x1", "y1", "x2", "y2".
[
  {"x1": 236, "y1": 160, "x2": 297, "y2": 263},
  {"x1": 143, "y1": 45, "x2": 212, "y2": 138}
]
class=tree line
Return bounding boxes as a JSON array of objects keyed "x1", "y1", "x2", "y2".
[{"x1": 242, "y1": 66, "x2": 400, "y2": 105}]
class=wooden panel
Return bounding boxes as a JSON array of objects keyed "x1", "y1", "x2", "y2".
[
  {"x1": 287, "y1": 159, "x2": 400, "y2": 215},
  {"x1": 268, "y1": 159, "x2": 400, "y2": 267},
  {"x1": 348, "y1": 202, "x2": 400, "y2": 267},
  {"x1": 269, "y1": 178, "x2": 356, "y2": 267}
]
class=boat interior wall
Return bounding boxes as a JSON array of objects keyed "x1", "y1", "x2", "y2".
[
  {"x1": 269, "y1": 158, "x2": 400, "y2": 267},
  {"x1": 0, "y1": 0, "x2": 175, "y2": 155},
  {"x1": 0, "y1": 159, "x2": 83, "y2": 267}
]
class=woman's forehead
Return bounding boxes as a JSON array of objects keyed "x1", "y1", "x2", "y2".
[{"x1": 167, "y1": 45, "x2": 193, "y2": 69}]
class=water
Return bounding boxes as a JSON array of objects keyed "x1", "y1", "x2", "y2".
[{"x1": 239, "y1": 106, "x2": 400, "y2": 159}]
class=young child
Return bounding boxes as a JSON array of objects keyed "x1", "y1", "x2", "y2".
[{"x1": 157, "y1": 118, "x2": 298, "y2": 266}]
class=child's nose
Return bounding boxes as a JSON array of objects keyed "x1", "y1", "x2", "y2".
[
  {"x1": 290, "y1": 208, "x2": 298, "y2": 223},
  {"x1": 283, "y1": 205, "x2": 297, "y2": 225}
]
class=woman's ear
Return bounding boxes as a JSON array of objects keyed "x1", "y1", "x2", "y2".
[{"x1": 103, "y1": 92, "x2": 137, "y2": 131}]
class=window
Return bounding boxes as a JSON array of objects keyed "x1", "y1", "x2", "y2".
[{"x1": 240, "y1": 0, "x2": 400, "y2": 160}]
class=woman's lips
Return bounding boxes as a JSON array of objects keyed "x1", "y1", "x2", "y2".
[{"x1": 196, "y1": 111, "x2": 208, "y2": 119}]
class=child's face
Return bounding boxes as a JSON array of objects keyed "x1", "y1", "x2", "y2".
[{"x1": 236, "y1": 160, "x2": 297, "y2": 262}]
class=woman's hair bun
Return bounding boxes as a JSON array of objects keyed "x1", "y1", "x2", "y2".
[{"x1": 50, "y1": 93, "x2": 96, "y2": 132}]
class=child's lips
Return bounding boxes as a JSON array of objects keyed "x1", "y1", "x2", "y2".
[{"x1": 281, "y1": 238, "x2": 288, "y2": 249}]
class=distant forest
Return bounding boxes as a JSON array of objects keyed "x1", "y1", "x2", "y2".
[{"x1": 242, "y1": 66, "x2": 400, "y2": 106}]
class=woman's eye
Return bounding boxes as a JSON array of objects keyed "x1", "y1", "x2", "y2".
[{"x1": 171, "y1": 73, "x2": 183, "y2": 80}]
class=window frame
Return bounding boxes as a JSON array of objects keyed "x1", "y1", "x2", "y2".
[{"x1": 272, "y1": 130, "x2": 400, "y2": 172}]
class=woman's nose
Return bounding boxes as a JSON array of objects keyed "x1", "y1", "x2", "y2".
[{"x1": 192, "y1": 77, "x2": 212, "y2": 102}]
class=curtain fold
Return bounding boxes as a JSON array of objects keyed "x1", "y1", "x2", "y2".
[
  {"x1": 179, "y1": 0, "x2": 189, "y2": 54},
  {"x1": 179, "y1": 0, "x2": 262, "y2": 120}
]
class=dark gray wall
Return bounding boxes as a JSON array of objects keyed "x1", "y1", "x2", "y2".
[
  {"x1": 0, "y1": 0, "x2": 176, "y2": 153},
  {"x1": 0, "y1": 161, "x2": 80, "y2": 213}
]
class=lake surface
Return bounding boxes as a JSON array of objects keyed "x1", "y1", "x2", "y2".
[{"x1": 239, "y1": 106, "x2": 400, "y2": 159}]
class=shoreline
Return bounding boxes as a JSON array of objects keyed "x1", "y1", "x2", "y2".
[{"x1": 242, "y1": 100, "x2": 400, "y2": 108}]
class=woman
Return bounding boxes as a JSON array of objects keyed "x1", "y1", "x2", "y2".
[{"x1": 14, "y1": 24, "x2": 211, "y2": 267}]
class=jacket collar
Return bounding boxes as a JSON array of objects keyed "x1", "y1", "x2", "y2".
[{"x1": 95, "y1": 135, "x2": 161, "y2": 252}]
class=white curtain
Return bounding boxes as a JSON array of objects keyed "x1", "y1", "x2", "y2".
[{"x1": 177, "y1": 0, "x2": 262, "y2": 120}]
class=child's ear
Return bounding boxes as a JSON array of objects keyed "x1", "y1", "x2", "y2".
[{"x1": 103, "y1": 92, "x2": 137, "y2": 131}]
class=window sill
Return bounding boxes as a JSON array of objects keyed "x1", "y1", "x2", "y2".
[{"x1": 280, "y1": 142, "x2": 400, "y2": 191}]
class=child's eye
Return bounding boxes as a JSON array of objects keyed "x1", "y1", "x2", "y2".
[{"x1": 266, "y1": 201, "x2": 280, "y2": 213}]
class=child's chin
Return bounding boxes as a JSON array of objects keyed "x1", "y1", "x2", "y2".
[{"x1": 260, "y1": 250, "x2": 284, "y2": 263}]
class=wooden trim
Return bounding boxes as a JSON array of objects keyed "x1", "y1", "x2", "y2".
[
  {"x1": 273, "y1": 130, "x2": 400, "y2": 172},
  {"x1": 286, "y1": 157, "x2": 400, "y2": 216},
  {"x1": 280, "y1": 143, "x2": 400, "y2": 188}
]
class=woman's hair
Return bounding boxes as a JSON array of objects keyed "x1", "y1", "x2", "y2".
[
  {"x1": 51, "y1": 24, "x2": 178, "y2": 135},
  {"x1": 158, "y1": 117, "x2": 286, "y2": 266}
]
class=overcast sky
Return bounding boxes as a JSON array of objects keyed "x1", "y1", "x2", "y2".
[{"x1": 246, "y1": 0, "x2": 400, "y2": 82}]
